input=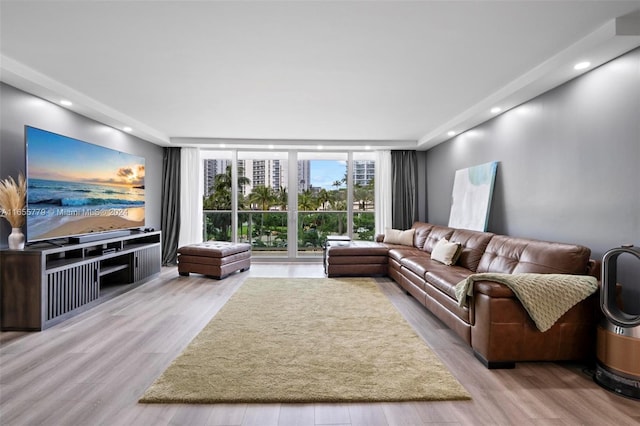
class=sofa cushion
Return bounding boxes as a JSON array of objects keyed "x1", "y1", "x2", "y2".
[
  {"x1": 423, "y1": 226, "x2": 455, "y2": 253},
  {"x1": 398, "y1": 254, "x2": 464, "y2": 282},
  {"x1": 425, "y1": 266, "x2": 473, "y2": 300},
  {"x1": 388, "y1": 246, "x2": 424, "y2": 262},
  {"x1": 384, "y1": 228, "x2": 415, "y2": 246},
  {"x1": 477, "y1": 235, "x2": 591, "y2": 275},
  {"x1": 399, "y1": 256, "x2": 433, "y2": 279},
  {"x1": 423, "y1": 280, "x2": 472, "y2": 325},
  {"x1": 430, "y1": 238, "x2": 462, "y2": 266},
  {"x1": 450, "y1": 229, "x2": 495, "y2": 272},
  {"x1": 411, "y1": 222, "x2": 434, "y2": 249}
]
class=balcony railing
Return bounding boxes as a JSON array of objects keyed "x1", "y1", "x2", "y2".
[
  {"x1": 238, "y1": 211, "x2": 288, "y2": 254},
  {"x1": 203, "y1": 209, "x2": 375, "y2": 256},
  {"x1": 297, "y1": 211, "x2": 347, "y2": 256}
]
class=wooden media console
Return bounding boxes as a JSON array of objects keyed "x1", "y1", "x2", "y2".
[{"x1": 0, "y1": 231, "x2": 162, "y2": 331}]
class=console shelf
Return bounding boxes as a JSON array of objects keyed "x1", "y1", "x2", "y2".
[{"x1": 0, "y1": 231, "x2": 161, "y2": 331}]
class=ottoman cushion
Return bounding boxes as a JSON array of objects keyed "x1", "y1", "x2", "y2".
[
  {"x1": 178, "y1": 242, "x2": 252, "y2": 257},
  {"x1": 326, "y1": 240, "x2": 389, "y2": 277},
  {"x1": 178, "y1": 242, "x2": 251, "y2": 279}
]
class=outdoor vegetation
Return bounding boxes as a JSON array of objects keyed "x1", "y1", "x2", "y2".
[{"x1": 203, "y1": 165, "x2": 375, "y2": 253}]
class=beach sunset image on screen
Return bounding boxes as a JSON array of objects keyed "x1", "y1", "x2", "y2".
[{"x1": 26, "y1": 126, "x2": 145, "y2": 242}]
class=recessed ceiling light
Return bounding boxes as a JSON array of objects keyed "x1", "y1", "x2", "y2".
[
  {"x1": 268, "y1": 144, "x2": 274, "y2": 149},
  {"x1": 365, "y1": 145, "x2": 371, "y2": 150},
  {"x1": 220, "y1": 143, "x2": 226, "y2": 148},
  {"x1": 60, "y1": 100, "x2": 72, "y2": 106},
  {"x1": 574, "y1": 61, "x2": 591, "y2": 70},
  {"x1": 447, "y1": 131, "x2": 456, "y2": 137},
  {"x1": 317, "y1": 145, "x2": 323, "y2": 150},
  {"x1": 123, "y1": 126, "x2": 133, "y2": 132},
  {"x1": 490, "y1": 107, "x2": 502, "y2": 114}
]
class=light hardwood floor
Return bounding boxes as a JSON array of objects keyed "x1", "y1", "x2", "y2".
[{"x1": 1, "y1": 263, "x2": 638, "y2": 425}]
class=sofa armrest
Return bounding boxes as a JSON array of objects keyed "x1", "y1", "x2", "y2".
[
  {"x1": 470, "y1": 289, "x2": 599, "y2": 367},
  {"x1": 587, "y1": 258, "x2": 601, "y2": 280},
  {"x1": 473, "y1": 281, "x2": 516, "y2": 298}
]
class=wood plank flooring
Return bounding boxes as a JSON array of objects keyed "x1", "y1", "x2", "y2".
[{"x1": 1, "y1": 263, "x2": 638, "y2": 425}]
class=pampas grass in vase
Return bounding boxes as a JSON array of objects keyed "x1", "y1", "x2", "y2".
[{"x1": 0, "y1": 173, "x2": 27, "y2": 249}]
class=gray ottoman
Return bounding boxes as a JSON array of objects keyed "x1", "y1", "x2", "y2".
[{"x1": 178, "y1": 242, "x2": 251, "y2": 279}]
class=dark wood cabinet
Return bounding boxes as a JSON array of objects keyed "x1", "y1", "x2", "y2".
[{"x1": 1, "y1": 231, "x2": 161, "y2": 331}]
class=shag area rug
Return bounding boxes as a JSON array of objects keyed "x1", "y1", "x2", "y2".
[{"x1": 139, "y1": 277, "x2": 470, "y2": 403}]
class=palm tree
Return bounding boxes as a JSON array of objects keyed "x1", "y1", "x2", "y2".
[
  {"x1": 330, "y1": 198, "x2": 347, "y2": 234},
  {"x1": 363, "y1": 177, "x2": 375, "y2": 210},
  {"x1": 249, "y1": 185, "x2": 274, "y2": 211},
  {"x1": 275, "y1": 186, "x2": 288, "y2": 210},
  {"x1": 248, "y1": 185, "x2": 275, "y2": 245},
  {"x1": 317, "y1": 188, "x2": 331, "y2": 211},
  {"x1": 205, "y1": 164, "x2": 250, "y2": 210},
  {"x1": 353, "y1": 181, "x2": 375, "y2": 211},
  {"x1": 353, "y1": 183, "x2": 366, "y2": 211},
  {"x1": 298, "y1": 190, "x2": 317, "y2": 211},
  {"x1": 203, "y1": 164, "x2": 250, "y2": 240}
]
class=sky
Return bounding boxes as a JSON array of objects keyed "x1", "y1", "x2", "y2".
[
  {"x1": 26, "y1": 126, "x2": 145, "y2": 186},
  {"x1": 309, "y1": 160, "x2": 346, "y2": 189}
]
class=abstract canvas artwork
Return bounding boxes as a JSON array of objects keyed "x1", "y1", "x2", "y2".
[{"x1": 448, "y1": 161, "x2": 498, "y2": 231}]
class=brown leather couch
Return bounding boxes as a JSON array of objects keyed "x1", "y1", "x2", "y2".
[{"x1": 359, "y1": 222, "x2": 599, "y2": 368}]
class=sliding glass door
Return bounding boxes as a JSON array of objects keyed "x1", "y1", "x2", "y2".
[
  {"x1": 297, "y1": 153, "x2": 349, "y2": 257},
  {"x1": 202, "y1": 150, "x2": 375, "y2": 260},
  {"x1": 202, "y1": 151, "x2": 234, "y2": 242},
  {"x1": 237, "y1": 151, "x2": 289, "y2": 256},
  {"x1": 352, "y1": 153, "x2": 376, "y2": 241}
]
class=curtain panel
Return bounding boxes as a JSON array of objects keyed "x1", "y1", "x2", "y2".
[
  {"x1": 161, "y1": 147, "x2": 181, "y2": 265},
  {"x1": 375, "y1": 150, "x2": 392, "y2": 235},
  {"x1": 391, "y1": 150, "x2": 418, "y2": 229},
  {"x1": 178, "y1": 147, "x2": 203, "y2": 248}
]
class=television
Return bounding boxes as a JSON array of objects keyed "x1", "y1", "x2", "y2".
[{"x1": 25, "y1": 126, "x2": 145, "y2": 243}]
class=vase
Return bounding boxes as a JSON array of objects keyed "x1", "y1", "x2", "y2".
[{"x1": 8, "y1": 227, "x2": 25, "y2": 250}]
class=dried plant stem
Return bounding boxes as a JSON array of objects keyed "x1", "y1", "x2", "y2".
[{"x1": 0, "y1": 173, "x2": 27, "y2": 228}]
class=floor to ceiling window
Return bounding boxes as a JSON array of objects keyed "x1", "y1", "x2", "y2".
[
  {"x1": 352, "y1": 152, "x2": 376, "y2": 241},
  {"x1": 202, "y1": 151, "x2": 233, "y2": 243},
  {"x1": 237, "y1": 151, "x2": 289, "y2": 257},
  {"x1": 202, "y1": 150, "x2": 376, "y2": 259},
  {"x1": 297, "y1": 152, "x2": 348, "y2": 257}
]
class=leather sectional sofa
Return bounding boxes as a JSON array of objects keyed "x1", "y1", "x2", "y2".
[{"x1": 328, "y1": 221, "x2": 600, "y2": 368}]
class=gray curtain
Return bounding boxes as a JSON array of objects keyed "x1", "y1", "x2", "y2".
[
  {"x1": 161, "y1": 147, "x2": 181, "y2": 265},
  {"x1": 391, "y1": 150, "x2": 418, "y2": 229}
]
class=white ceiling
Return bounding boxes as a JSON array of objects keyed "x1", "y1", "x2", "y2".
[{"x1": 1, "y1": 1, "x2": 640, "y2": 150}]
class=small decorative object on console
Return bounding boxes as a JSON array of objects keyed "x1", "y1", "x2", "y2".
[{"x1": 0, "y1": 173, "x2": 27, "y2": 250}]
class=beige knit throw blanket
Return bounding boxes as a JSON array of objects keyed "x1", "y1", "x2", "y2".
[{"x1": 455, "y1": 273, "x2": 598, "y2": 332}]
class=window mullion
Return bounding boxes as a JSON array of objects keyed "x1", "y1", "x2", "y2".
[
  {"x1": 288, "y1": 150, "x2": 298, "y2": 258},
  {"x1": 231, "y1": 150, "x2": 238, "y2": 242},
  {"x1": 347, "y1": 152, "x2": 354, "y2": 239}
]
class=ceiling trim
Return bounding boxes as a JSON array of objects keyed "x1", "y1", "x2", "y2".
[
  {"x1": 0, "y1": 54, "x2": 172, "y2": 146},
  {"x1": 171, "y1": 137, "x2": 417, "y2": 151},
  {"x1": 418, "y1": 17, "x2": 640, "y2": 149}
]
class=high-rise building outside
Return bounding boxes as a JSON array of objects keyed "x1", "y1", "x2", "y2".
[
  {"x1": 298, "y1": 160, "x2": 311, "y2": 192},
  {"x1": 203, "y1": 159, "x2": 231, "y2": 197},
  {"x1": 205, "y1": 159, "x2": 314, "y2": 196},
  {"x1": 353, "y1": 160, "x2": 375, "y2": 186}
]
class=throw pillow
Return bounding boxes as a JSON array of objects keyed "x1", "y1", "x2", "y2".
[
  {"x1": 431, "y1": 238, "x2": 462, "y2": 266},
  {"x1": 383, "y1": 228, "x2": 415, "y2": 246}
]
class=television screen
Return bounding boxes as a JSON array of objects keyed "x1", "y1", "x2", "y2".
[{"x1": 26, "y1": 126, "x2": 145, "y2": 242}]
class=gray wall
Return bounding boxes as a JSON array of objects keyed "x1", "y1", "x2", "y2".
[
  {"x1": 425, "y1": 47, "x2": 640, "y2": 311},
  {"x1": 416, "y1": 150, "x2": 428, "y2": 222},
  {"x1": 0, "y1": 83, "x2": 164, "y2": 248}
]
